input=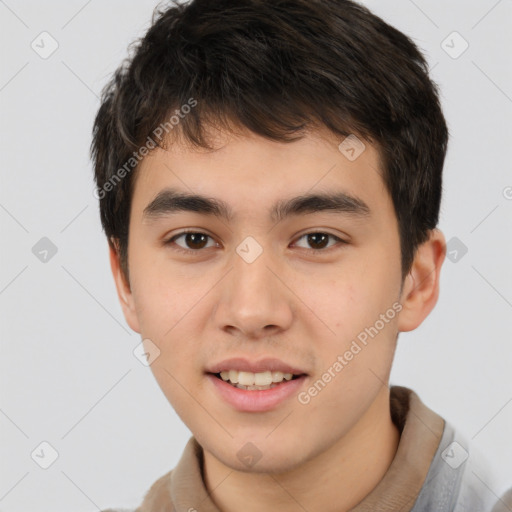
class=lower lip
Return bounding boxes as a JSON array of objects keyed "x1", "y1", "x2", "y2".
[{"x1": 206, "y1": 374, "x2": 307, "y2": 412}]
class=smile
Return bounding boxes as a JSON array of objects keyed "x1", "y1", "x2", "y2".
[{"x1": 216, "y1": 369, "x2": 298, "y2": 390}]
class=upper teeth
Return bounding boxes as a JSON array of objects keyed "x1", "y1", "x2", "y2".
[{"x1": 219, "y1": 370, "x2": 294, "y2": 386}]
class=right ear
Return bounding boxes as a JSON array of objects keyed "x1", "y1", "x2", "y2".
[{"x1": 109, "y1": 239, "x2": 141, "y2": 333}]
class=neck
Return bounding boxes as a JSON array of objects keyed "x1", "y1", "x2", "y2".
[{"x1": 203, "y1": 386, "x2": 400, "y2": 512}]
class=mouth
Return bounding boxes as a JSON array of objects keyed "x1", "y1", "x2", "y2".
[
  {"x1": 210, "y1": 370, "x2": 304, "y2": 391},
  {"x1": 205, "y1": 357, "x2": 308, "y2": 411},
  {"x1": 206, "y1": 370, "x2": 308, "y2": 412}
]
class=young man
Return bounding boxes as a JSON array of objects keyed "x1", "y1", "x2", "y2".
[{"x1": 91, "y1": 0, "x2": 510, "y2": 510}]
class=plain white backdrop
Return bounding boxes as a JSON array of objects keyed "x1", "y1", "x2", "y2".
[{"x1": 1, "y1": 0, "x2": 511, "y2": 510}]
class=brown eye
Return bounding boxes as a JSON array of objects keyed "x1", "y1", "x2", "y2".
[
  {"x1": 306, "y1": 233, "x2": 329, "y2": 249},
  {"x1": 167, "y1": 231, "x2": 216, "y2": 252},
  {"x1": 294, "y1": 232, "x2": 345, "y2": 252},
  {"x1": 183, "y1": 233, "x2": 209, "y2": 249}
]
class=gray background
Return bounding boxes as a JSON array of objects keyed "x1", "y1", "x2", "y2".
[{"x1": 1, "y1": 0, "x2": 511, "y2": 510}]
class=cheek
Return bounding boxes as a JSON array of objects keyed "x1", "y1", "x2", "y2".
[
  {"x1": 296, "y1": 263, "x2": 398, "y2": 338},
  {"x1": 295, "y1": 261, "x2": 400, "y2": 397},
  {"x1": 128, "y1": 245, "x2": 201, "y2": 337},
  {"x1": 128, "y1": 259, "x2": 220, "y2": 384},
  {"x1": 129, "y1": 266, "x2": 209, "y2": 420}
]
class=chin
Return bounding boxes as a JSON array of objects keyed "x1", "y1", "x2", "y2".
[
  {"x1": 204, "y1": 435, "x2": 311, "y2": 474},
  {"x1": 232, "y1": 453, "x2": 306, "y2": 475}
]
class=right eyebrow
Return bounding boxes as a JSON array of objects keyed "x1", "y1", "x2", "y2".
[{"x1": 143, "y1": 188, "x2": 234, "y2": 221}]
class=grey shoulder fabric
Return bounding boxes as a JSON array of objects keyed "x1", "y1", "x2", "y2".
[{"x1": 409, "y1": 420, "x2": 498, "y2": 512}]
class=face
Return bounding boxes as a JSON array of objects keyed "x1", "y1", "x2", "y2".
[{"x1": 114, "y1": 126, "x2": 412, "y2": 473}]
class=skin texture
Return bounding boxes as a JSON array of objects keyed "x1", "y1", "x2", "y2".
[{"x1": 110, "y1": 125, "x2": 446, "y2": 512}]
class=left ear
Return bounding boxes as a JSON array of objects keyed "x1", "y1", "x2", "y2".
[
  {"x1": 397, "y1": 229, "x2": 446, "y2": 332},
  {"x1": 109, "y1": 238, "x2": 141, "y2": 334}
]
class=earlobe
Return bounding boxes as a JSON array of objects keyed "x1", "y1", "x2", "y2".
[
  {"x1": 109, "y1": 239, "x2": 141, "y2": 333},
  {"x1": 397, "y1": 229, "x2": 446, "y2": 332}
]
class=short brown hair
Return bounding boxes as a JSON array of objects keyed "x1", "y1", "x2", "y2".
[{"x1": 91, "y1": 0, "x2": 448, "y2": 281}]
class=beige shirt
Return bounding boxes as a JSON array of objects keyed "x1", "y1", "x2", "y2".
[{"x1": 103, "y1": 386, "x2": 509, "y2": 512}]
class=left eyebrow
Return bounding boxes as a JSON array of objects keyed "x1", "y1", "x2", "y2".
[
  {"x1": 142, "y1": 187, "x2": 371, "y2": 223},
  {"x1": 270, "y1": 190, "x2": 370, "y2": 223}
]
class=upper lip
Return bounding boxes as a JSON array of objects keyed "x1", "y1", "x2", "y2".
[{"x1": 206, "y1": 357, "x2": 307, "y2": 375}]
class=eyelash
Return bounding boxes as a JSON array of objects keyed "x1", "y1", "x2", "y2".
[{"x1": 164, "y1": 230, "x2": 347, "y2": 255}]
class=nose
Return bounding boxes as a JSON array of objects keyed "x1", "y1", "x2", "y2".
[{"x1": 214, "y1": 247, "x2": 294, "y2": 340}]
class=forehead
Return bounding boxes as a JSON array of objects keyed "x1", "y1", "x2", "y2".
[{"x1": 131, "y1": 126, "x2": 390, "y2": 221}]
